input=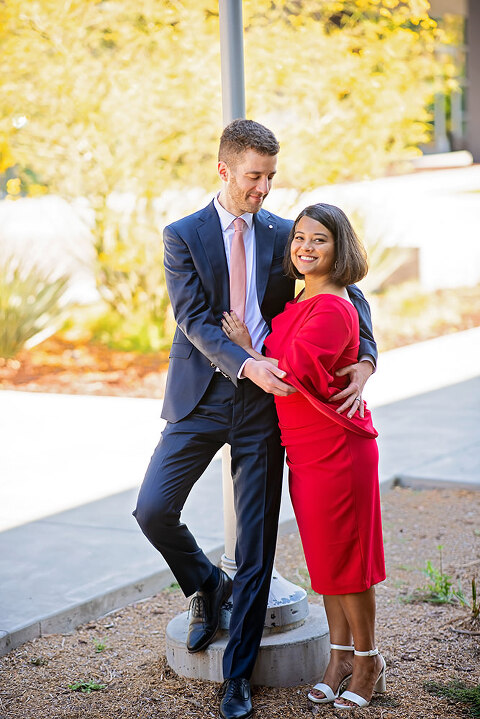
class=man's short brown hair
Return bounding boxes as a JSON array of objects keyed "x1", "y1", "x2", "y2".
[{"x1": 218, "y1": 119, "x2": 280, "y2": 166}]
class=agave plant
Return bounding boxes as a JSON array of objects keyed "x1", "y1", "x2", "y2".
[{"x1": 0, "y1": 256, "x2": 69, "y2": 359}]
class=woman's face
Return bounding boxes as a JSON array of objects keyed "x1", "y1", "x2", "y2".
[{"x1": 290, "y1": 215, "x2": 335, "y2": 279}]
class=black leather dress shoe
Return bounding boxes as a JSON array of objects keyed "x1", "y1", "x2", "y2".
[
  {"x1": 186, "y1": 569, "x2": 233, "y2": 653},
  {"x1": 219, "y1": 678, "x2": 253, "y2": 719}
]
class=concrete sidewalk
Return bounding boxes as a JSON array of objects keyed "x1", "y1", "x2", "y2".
[{"x1": 1, "y1": 327, "x2": 480, "y2": 655}]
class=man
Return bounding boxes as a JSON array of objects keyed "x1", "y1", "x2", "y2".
[{"x1": 134, "y1": 119, "x2": 376, "y2": 719}]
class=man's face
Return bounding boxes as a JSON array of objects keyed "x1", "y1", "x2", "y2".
[{"x1": 218, "y1": 148, "x2": 277, "y2": 216}]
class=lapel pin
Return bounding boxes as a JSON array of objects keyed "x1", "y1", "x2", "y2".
[{"x1": 268, "y1": 224, "x2": 273, "y2": 229}]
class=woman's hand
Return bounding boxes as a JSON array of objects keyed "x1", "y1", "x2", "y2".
[{"x1": 222, "y1": 311, "x2": 253, "y2": 349}]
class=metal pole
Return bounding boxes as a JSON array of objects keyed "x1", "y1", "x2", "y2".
[
  {"x1": 216, "y1": 2, "x2": 308, "y2": 635},
  {"x1": 219, "y1": 0, "x2": 246, "y2": 125},
  {"x1": 218, "y1": 0, "x2": 246, "y2": 572}
]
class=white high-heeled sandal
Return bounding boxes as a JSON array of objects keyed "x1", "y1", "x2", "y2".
[
  {"x1": 333, "y1": 648, "x2": 386, "y2": 710},
  {"x1": 307, "y1": 643, "x2": 354, "y2": 704}
]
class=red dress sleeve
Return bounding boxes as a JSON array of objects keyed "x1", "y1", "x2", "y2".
[
  {"x1": 277, "y1": 297, "x2": 377, "y2": 438},
  {"x1": 279, "y1": 301, "x2": 355, "y2": 402}
]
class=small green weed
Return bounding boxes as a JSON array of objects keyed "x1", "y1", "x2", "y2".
[
  {"x1": 455, "y1": 578, "x2": 480, "y2": 622},
  {"x1": 68, "y1": 680, "x2": 106, "y2": 694},
  {"x1": 402, "y1": 545, "x2": 457, "y2": 604},
  {"x1": 30, "y1": 657, "x2": 48, "y2": 666},
  {"x1": 424, "y1": 680, "x2": 480, "y2": 717},
  {"x1": 163, "y1": 582, "x2": 181, "y2": 593},
  {"x1": 422, "y1": 558, "x2": 454, "y2": 603},
  {"x1": 93, "y1": 638, "x2": 108, "y2": 653},
  {"x1": 420, "y1": 545, "x2": 456, "y2": 603}
]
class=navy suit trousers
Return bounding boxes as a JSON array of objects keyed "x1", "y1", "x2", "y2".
[{"x1": 134, "y1": 373, "x2": 284, "y2": 680}]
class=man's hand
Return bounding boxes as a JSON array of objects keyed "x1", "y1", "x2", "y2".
[
  {"x1": 242, "y1": 358, "x2": 296, "y2": 396},
  {"x1": 329, "y1": 360, "x2": 374, "y2": 418}
]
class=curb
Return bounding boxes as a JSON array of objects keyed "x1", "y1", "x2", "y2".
[
  {"x1": 0, "y1": 517, "x2": 300, "y2": 657},
  {"x1": 393, "y1": 475, "x2": 480, "y2": 492}
]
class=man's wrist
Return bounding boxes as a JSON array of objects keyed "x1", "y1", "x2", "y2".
[
  {"x1": 359, "y1": 354, "x2": 376, "y2": 373},
  {"x1": 239, "y1": 357, "x2": 255, "y2": 379}
]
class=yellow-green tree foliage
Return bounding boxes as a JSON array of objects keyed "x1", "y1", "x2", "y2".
[
  {"x1": 1, "y1": 0, "x2": 451, "y2": 197},
  {"x1": 0, "y1": 1, "x2": 455, "y2": 350}
]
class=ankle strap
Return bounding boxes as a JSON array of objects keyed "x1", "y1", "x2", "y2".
[
  {"x1": 354, "y1": 648, "x2": 378, "y2": 657},
  {"x1": 330, "y1": 643, "x2": 355, "y2": 651}
]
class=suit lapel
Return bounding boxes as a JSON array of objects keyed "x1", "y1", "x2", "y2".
[
  {"x1": 254, "y1": 210, "x2": 276, "y2": 307},
  {"x1": 196, "y1": 201, "x2": 230, "y2": 304},
  {"x1": 195, "y1": 203, "x2": 277, "y2": 310}
]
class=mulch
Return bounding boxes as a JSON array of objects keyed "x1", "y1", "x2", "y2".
[{"x1": 1, "y1": 487, "x2": 479, "y2": 719}]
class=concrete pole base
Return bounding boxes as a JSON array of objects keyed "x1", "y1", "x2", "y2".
[
  {"x1": 165, "y1": 603, "x2": 329, "y2": 687},
  {"x1": 218, "y1": 568, "x2": 309, "y2": 631}
]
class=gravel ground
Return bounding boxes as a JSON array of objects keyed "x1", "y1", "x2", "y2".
[{"x1": 1, "y1": 487, "x2": 479, "y2": 719}]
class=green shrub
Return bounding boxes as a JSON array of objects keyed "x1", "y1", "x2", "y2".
[
  {"x1": 89, "y1": 307, "x2": 170, "y2": 353},
  {"x1": 93, "y1": 200, "x2": 172, "y2": 353}
]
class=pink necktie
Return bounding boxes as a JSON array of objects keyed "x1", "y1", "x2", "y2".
[{"x1": 230, "y1": 217, "x2": 247, "y2": 321}]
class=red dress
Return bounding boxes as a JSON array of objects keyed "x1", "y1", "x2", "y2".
[{"x1": 264, "y1": 293, "x2": 385, "y2": 595}]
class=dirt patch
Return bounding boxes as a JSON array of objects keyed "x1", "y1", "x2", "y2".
[
  {"x1": 0, "y1": 337, "x2": 169, "y2": 398},
  {"x1": 1, "y1": 487, "x2": 479, "y2": 719}
]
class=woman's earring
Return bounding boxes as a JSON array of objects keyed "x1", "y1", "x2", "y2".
[{"x1": 334, "y1": 260, "x2": 338, "y2": 269}]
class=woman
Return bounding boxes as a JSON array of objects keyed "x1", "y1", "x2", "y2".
[{"x1": 221, "y1": 203, "x2": 386, "y2": 710}]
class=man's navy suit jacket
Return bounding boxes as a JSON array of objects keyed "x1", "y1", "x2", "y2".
[{"x1": 161, "y1": 200, "x2": 377, "y2": 424}]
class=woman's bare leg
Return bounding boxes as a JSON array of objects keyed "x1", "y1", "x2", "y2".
[
  {"x1": 309, "y1": 595, "x2": 354, "y2": 700},
  {"x1": 335, "y1": 586, "x2": 383, "y2": 707}
]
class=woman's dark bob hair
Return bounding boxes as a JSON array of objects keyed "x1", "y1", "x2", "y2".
[{"x1": 283, "y1": 203, "x2": 368, "y2": 287}]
